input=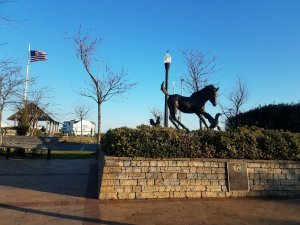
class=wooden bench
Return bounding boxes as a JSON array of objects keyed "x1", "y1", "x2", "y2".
[{"x1": 1, "y1": 136, "x2": 59, "y2": 160}]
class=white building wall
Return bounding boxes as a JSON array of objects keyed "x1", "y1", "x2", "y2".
[{"x1": 62, "y1": 119, "x2": 95, "y2": 136}]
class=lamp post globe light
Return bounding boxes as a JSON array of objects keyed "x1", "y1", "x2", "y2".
[{"x1": 164, "y1": 51, "x2": 171, "y2": 127}]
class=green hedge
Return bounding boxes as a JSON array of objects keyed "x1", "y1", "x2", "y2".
[
  {"x1": 101, "y1": 125, "x2": 300, "y2": 160},
  {"x1": 226, "y1": 103, "x2": 300, "y2": 132}
]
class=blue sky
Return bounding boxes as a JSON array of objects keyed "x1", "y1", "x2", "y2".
[{"x1": 1, "y1": 0, "x2": 300, "y2": 131}]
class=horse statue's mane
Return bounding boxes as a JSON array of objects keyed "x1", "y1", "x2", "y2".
[{"x1": 190, "y1": 85, "x2": 216, "y2": 98}]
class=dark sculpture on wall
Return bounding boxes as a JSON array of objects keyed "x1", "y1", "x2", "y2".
[{"x1": 161, "y1": 82, "x2": 220, "y2": 131}]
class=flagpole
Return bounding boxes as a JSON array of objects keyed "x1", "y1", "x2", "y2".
[{"x1": 24, "y1": 44, "x2": 30, "y2": 102}]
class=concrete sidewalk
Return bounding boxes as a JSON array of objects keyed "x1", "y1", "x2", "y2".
[{"x1": 0, "y1": 159, "x2": 299, "y2": 225}]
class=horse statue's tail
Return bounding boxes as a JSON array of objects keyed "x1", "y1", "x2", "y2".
[{"x1": 161, "y1": 82, "x2": 169, "y2": 96}]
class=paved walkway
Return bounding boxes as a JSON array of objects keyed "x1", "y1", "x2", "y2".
[{"x1": 0, "y1": 158, "x2": 299, "y2": 225}]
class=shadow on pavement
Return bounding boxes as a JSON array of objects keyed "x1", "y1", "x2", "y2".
[
  {"x1": 0, "y1": 159, "x2": 98, "y2": 198},
  {"x1": 0, "y1": 203, "x2": 133, "y2": 225}
]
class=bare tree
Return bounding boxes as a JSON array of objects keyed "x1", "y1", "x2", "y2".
[
  {"x1": 181, "y1": 48, "x2": 217, "y2": 129},
  {"x1": 74, "y1": 105, "x2": 90, "y2": 142},
  {"x1": 222, "y1": 76, "x2": 249, "y2": 129},
  {"x1": 0, "y1": 0, "x2": 12, "y2": 24},
  {"x1": 0, "y1": 59, "x2": 23, "y2": 138},
  {"x1": 72, "y1": 26, "x2": 136, "y2": 148},
  {"x1": 181, "y1": 48, "x2": 217, "y2": 93}
]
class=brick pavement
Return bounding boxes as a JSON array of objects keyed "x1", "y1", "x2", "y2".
[{"x1": 0, "y1": 158, "x2": 299, "y2": 225}]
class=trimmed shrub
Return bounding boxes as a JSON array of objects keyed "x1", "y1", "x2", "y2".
[
  {"x1": 226, "y1": 103, "x2": 300, "y2": 132},
  {"x1": 101, "y1": 126, "x2": 300, "y2": 160}
]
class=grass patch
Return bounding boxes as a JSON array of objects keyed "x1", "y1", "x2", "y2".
[
  {"x1": 49, "y1": 150, "x2": 97, "y2": 159},
  {"x1": 0, "y1": 149, "x2": 97, "y2": 159}
]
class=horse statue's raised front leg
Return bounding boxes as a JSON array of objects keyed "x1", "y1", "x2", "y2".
[
  {"x1": 209, "y1": 113, "x2": 221, "y2": 130},
  {"x1": 200, "y1": 112, "x2": 221, "y2": 130}
]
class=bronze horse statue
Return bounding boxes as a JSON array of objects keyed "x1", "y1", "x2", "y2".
[{"x1": 161, "y1": 82, "x2": 220, "y2": 131}]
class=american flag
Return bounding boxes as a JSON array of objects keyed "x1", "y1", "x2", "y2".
[{"x1": 30, "y1": 50, "x2": 47, "y2": 62}]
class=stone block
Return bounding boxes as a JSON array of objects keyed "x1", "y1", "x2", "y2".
[
  {"x1": 215, "y1": 168, "x2": 225, "y2": 174},
  {"x1": 186, "y1": 191, "x2": 202, "y2": 198},
  {"x1": 99, "y1": 186, "x2": 115, "y2": 193},
  {"x1": 118, "y1": 193, "x2": 136, "y2": 200},
  {"x1": 187, "y1": 173, "x2": 197, "y2": 179},
  {"x1": 201, "y1": 180, "x2": 211, "y2": 185},
  {"x1": 162, "y1": 172, "x2": 178, "y2": 179},
  {"x1": 180, "y1": 167, "x2": 190, "y2": 173},
  {"x1": 146, "y1": 172, "x2": 161, "y2": 179},
  {"x1": 136, "y1": 192, "x2": 156, "y2": 199},
  {"x1": 102, "y1": 173, "x2": 118, "y2": 180},
  {"x1": 149, "y1": 166, "x2": 161, "y2": 173},
  {"x1": 189, "y1": 161, "x2": 204, "y2": 167},
  {"x1": 117, "y1": 173, "x2": 128, "y2": 179},
  {"x1": 132, "y1": 185, "x2": 142, "y2": 193},
  {"x1": 217, "y1": 192, "x2": 226, "y2": 197},
  {"x1": 131, "y1": 160, "x2": 141, "y2": 166},
  {"x1": 203, "y1": 161, "x2": 212, "y2": 167},
  {"x1": 217, "y1": 174, "x2": 226, "y2": 179},
  {"x1": 105, "y1": 160, "x2": 123, "y2": 167},
  {"x1": 179, "y1": 179, "x2": 190, "y2": 185},
  {"x1": 101, "y1": 180, "x2": 120, "y2": 186},
  {"x1": 103, "y1": 167, "x2": 122, "y2": 173},
  {"x1": 163, "y1": 167, "x2": 181, "y2": 172},
  {"x1": 168, "y1": 160, "x2": 177, "y2": 166},
  {"x1": 133, "y1": 167, "x2": 142, "y2": 173},
  {"x1": 123, "y1": 160, "x2": 131, "y2": 167},
  {"x1": 172, "y1": 191, "x2": 187, "y2": 198},
  {"x1": 247, "y1": 163, "x2": 261, "y2": 168},
  {"x1": 140, "y1": 161, "x2": 150, "y2": 167},
  {"x1": 120, "y1": 179, "x2": 138, "y2": 186},
  {"x1": 146, "y1": 179, "x2": 155, "y2": 185},
  {"x1": 99, "y1": 192, "x2": 118, "y2": 200},
  {"x1": 177, "y1": 161, "x2": 189, "y2": 167},
  {"x1": 202, "y1": 168, "x2": 212, "y2": 173},
  {"x1": 154, "y1": 179, "x2": 164, "y2": 185},
  {"x1": 210, "y1": 162, "x2": 219, "y2": 168},
  {"x1": 142, "y1": 185, "x2": 159, "y2": 192},
  {"x1": 203, "y1": 174, "x2": 218, "y2": 180},
  {"x1": 218, "y1": 180, "x2": 226, "y2": 185},
  {"x1": 114, "y1": 186, "x2": 124, "y2": 193},
  {"x1": 157, "y1": 161, "x2": 168, "y2": 167},
  {"x1": 127, "y1": 172, "x2": 146, "y2": 179},
  {"x1": 155, "y1": 192, "x2": 170, "y2": 198},
  {"x1": 177, "y1": 173, "x2": 187, "y2": 179},
  {"x1": 150, "y1": 161, "x2": 158, "y2": 166},
  {"x1": 189, "y1": 167, "x2": 197, "y2": 173},
  {"x1": 124, "y1": 186, "x2": 133, "y2": 193},
  {"x1": 141, "y1": 167, "x2": 150, "y2": 173},
  {"x1": 217, "y1": 162, "x2": 226, "y2": 167},
  {"x1": 194, "y1": 186, "x2": 206, "y2": 191},
  {"x1": 164, "y1": 179, "x2": 180, "y2": 186}
]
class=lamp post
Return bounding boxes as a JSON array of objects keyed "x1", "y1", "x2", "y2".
[
  {"x1": 164, "y1": 51, "x2": 171, "y2": 127},
  {"x1": 179, "y1": 77, "x2": 184, "y2": 122}
]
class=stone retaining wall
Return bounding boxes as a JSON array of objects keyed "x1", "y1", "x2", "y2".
[{"x1": 98, "y1": 154, "x2": 300, "y2": 200}]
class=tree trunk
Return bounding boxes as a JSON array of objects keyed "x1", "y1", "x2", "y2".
[
  {"x1": 80, "y1": 118, "x2": 83, "y2": 143},
  {"x1": 0, "y1": 107, "x2": 3, "y2": 143},
  {"x1": 97, "y1": 102, "x2": 101, "y2": 152}
]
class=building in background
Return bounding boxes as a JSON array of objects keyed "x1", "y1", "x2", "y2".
[{"x1": 61, "y1": 119, "x2": 96, "y2": 136}]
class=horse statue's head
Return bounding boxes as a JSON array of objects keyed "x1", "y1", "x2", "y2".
[{"x1": 206, "y1": 85, "x2": 219, "y2": 106}]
